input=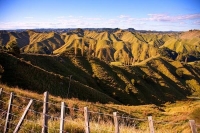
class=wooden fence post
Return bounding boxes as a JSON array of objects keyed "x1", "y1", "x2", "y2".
[
  {"x1": 97, "y1": 109, "x2": 101, "y2": 124},
  {"x1": 0, "y1": 88, "x2": 2, "y2": 96},
  {"x1": 189, "y1": 120, "x2": 197, "y2": 133},
  {"x1": 42, "y1": 91, "x2": 49, "y2": 133},
  {"x1": 13, "y1": 99, "x2": 33, "y2": 133},
  {"x1": 60, "y1": 102, "x2": 65, "y2": 133},
  {"x1": 148, "y1": 116, "x2": 155, "y2": 133},
  {"x1": 4, "y1": 92, "x2": 14, "y2": 133},
  {"x1": 0, "y1": 88, "x2": 2, "y2": 108},
  {"x1": 113, "y1": 112, "x2": 119, "y2": 133},
  {"x1": 84, "y1": 107, "x2": 90, "y2": 133}
]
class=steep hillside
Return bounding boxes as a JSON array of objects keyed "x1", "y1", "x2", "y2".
[
  {"x1": 0, "y1": 51, "x2": 199, "y2": 105},
  {"x1": 0, "y1": 52, "x2": 119, "y2": 104},
  {"x1": 21, "y1": 31, "x2": 65, "y2": 54}
]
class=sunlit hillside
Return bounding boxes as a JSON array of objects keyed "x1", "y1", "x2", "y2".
[{"x1": 1, "y1": 29, "x2": 199, "y2": 63}]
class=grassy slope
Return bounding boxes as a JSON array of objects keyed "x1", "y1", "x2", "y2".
[
  {"x1": 0, "y1": 52, "x2": 119, "y2": 104},
  {"x1": 0, "y1": 52, "x2": 199, "y2": 105}
]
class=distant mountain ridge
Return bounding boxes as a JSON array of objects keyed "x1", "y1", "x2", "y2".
[{"x1": 0, "y1": 29, "x2": 200, "y2": 63}]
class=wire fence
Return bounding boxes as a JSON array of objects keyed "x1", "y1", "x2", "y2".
[{"x1": 0, "y1": 88, "x2": 199, "y2": 133}]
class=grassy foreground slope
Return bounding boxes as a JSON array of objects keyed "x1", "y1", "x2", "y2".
[
  {"x1": 0, "y1": 51, "x2": 199, "y2": 105},
  {"x1": 0, "y1": 84, "x2": 199, "y2": 132}
]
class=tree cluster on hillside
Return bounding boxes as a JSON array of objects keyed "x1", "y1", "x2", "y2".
[
  {"x1": 158, "y1": 47, "x2": 178, "y2": 60},
  {"x1": 158, "y1": 47, "x2": 200, "y2": 63},
  {"x1": 1, "y1": 41, "x2": 21, "y2": 56},
  {"x1": 176, "y1": 68, "x2": 184, "y2": 78}
]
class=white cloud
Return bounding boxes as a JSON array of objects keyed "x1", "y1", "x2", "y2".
[
  {"x1": 119, "y1": 15, "x2": 130, "y2": 19},
  {"x1": 24, "y1": 17, "x2": 33, "y2": 19},
  {"x1": 177, "y1": 14, "x2": 200, "y2": 20},
  {"x1": 57, "y1": 16, "x2": 66, "y2": 19},
  {"x1": 1, "y1": 13, "x2": 200, "y2": 30},
  {"x1": 148, "y1": 14, "x2": 171, "y2": 21},
  {"x1": 118, "y1": 13, "x2": 200, "y2": 24},
  {"x1": 86, "y1": 17, "x2": 103, "y2": 21},
  {"x1": 147, "y1": 13, "x2": 200, "y2": 22},
  {"x1": 179, "y1": 22, "x2": 186, "y2": 25},
  {"x1": 194, "y1": 20, "x2": 200, "y2": 25},
  {"x1": 0, "y1": 21, "x2": 62, "y2": 29}
]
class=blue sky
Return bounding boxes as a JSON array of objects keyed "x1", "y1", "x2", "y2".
[{"x1": 0, "y1": 0, "x2": 200, "y2": 31}]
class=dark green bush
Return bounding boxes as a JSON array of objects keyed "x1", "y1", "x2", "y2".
[
  {"x1": 176, "y1": 68, "x2": 183, "y2": 78},
  {"x1": 6, "y1": 41, "x2": 20, "y2": 55}
]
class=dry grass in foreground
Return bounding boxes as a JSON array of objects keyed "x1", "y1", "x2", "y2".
[{"x1": 0, "y1": 83, "x2": 199, "y2": 132}]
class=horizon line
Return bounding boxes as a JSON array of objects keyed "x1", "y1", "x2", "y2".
[{"x1": 1, "y1": 27, "x2": 198, "y2": 32}]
